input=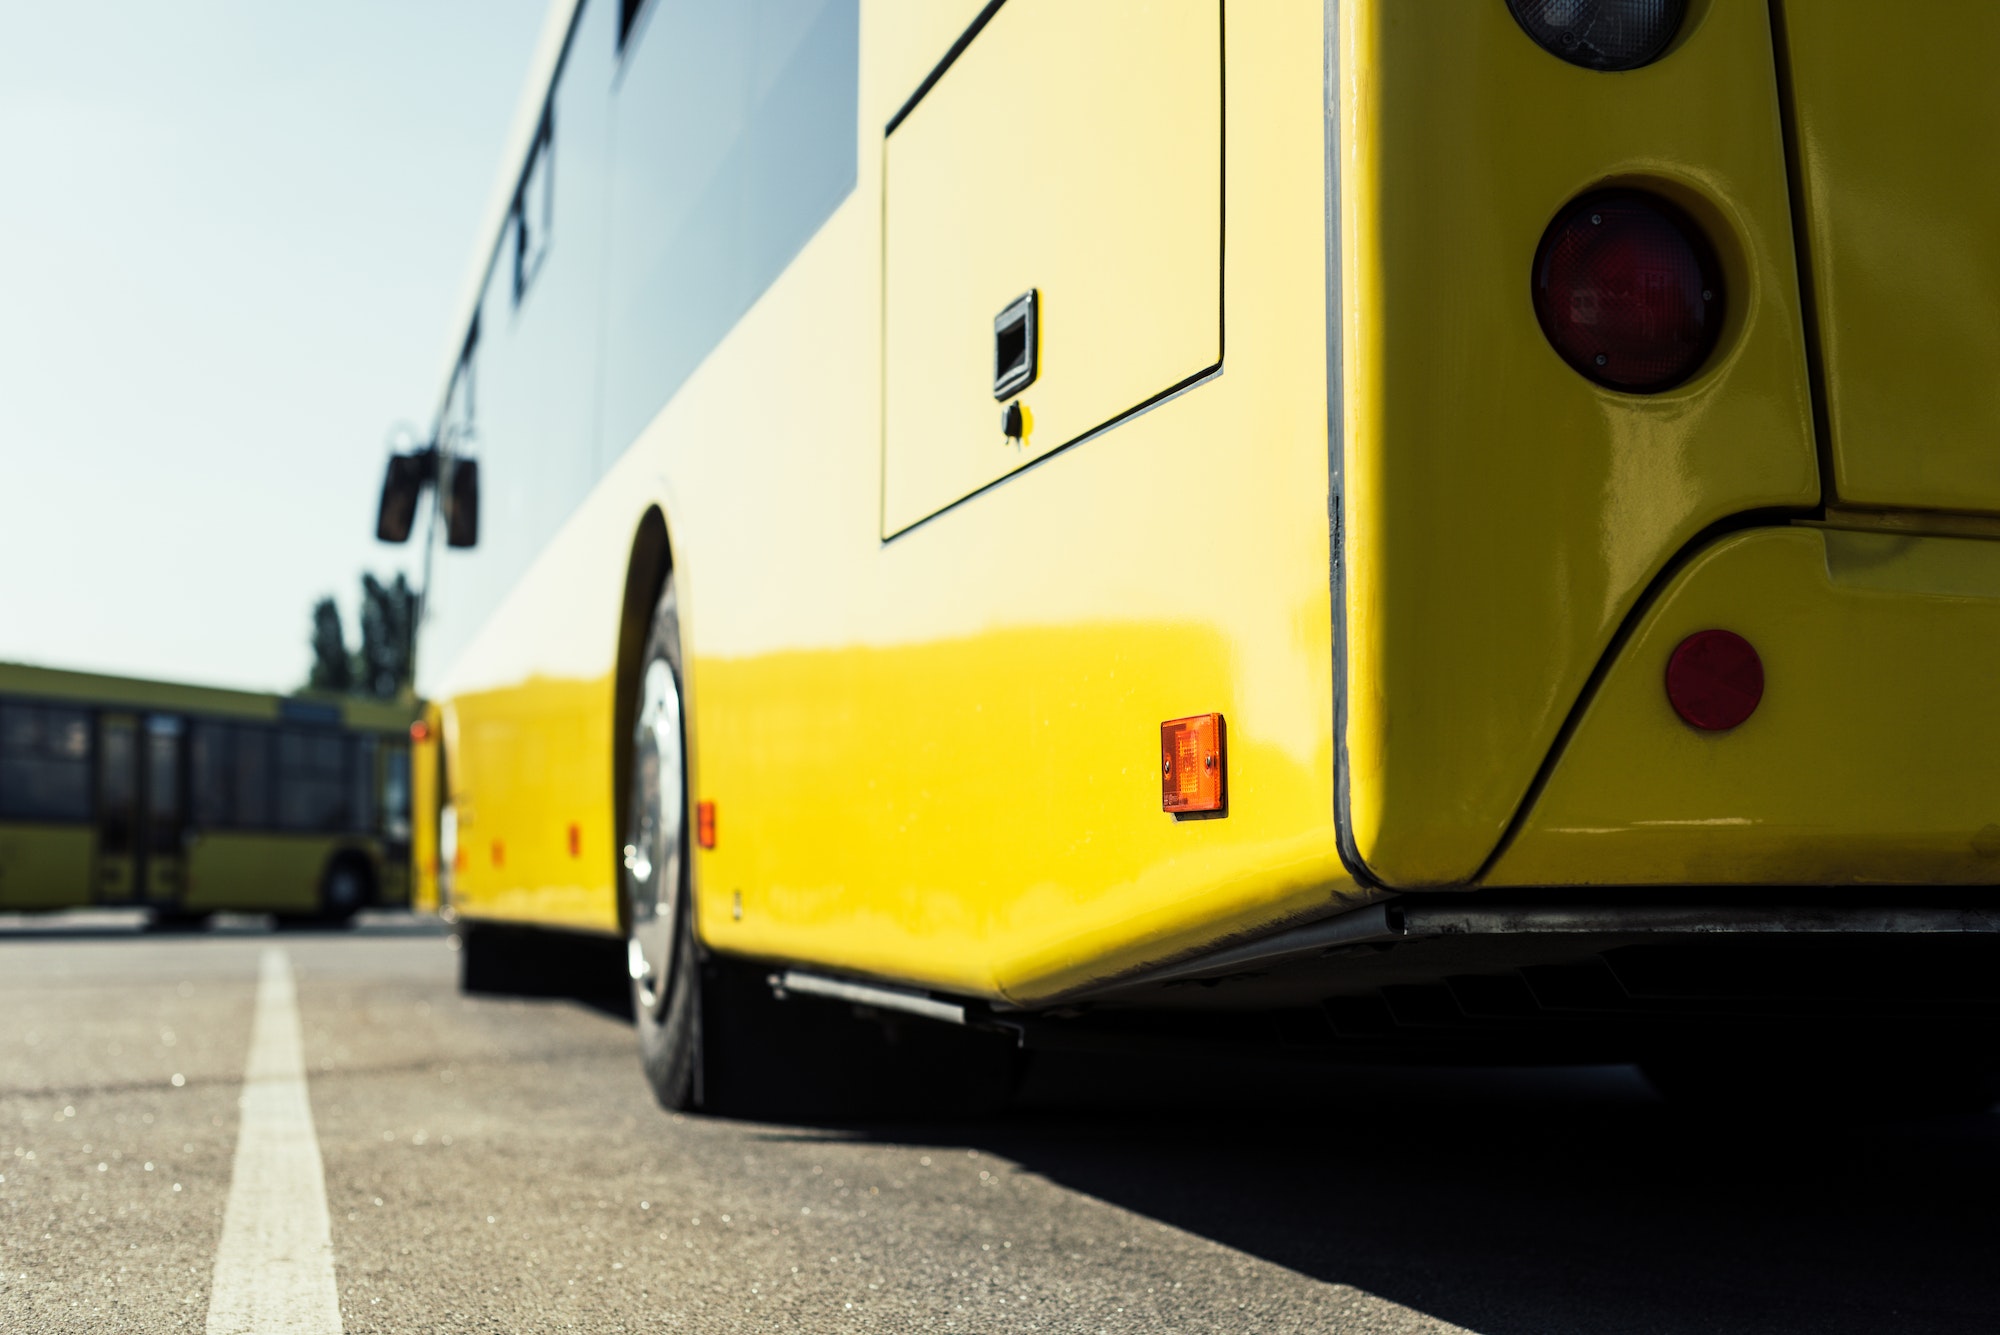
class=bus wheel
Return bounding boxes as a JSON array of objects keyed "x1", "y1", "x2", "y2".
[
  {"x1": 620, "y1": 574, "x2": 1019, "y2": 1120},
  {"x1": 313, "y1": 855, "x2": 370, "y2": 928},
  {"x1": 623, "y1": 573, "x2": 701, "y2": 1110}
]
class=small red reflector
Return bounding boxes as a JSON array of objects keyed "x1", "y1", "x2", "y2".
[
  {"x1": 1665, "y1": 629, "x2": 1763, "y2": 731},
  {"x1": 696, "y1": 801, "x2": 717, "y2": 850},
  {"x1": 1533, "y1": 190, "x2": 1722, "y2": 393},
  {"x1": 567, "y1": 823, "x2": 581, "y2": 858},
  {"x1": 1161, "y1": 714, "x2": 1226, "y2": 814},
  {"x1": 410, "y1": 720, "x2": 431, "y2": 742}
]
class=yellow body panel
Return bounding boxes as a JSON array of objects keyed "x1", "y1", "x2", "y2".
[
  {"x1": 438, "y1": 0, "x2": 1358, "y2": 1001},
  {"x1": 0, "y1": 825, "x2": 93, "y2": 911},
  {"x1": 1776, "y1": 6, "x2": 2000, "y2": 515},
  {"x1": 445, "y1": 674, "x2": 619, "y2": 934},
  {"x1": 412, "y1": 703, "x2": 442, "y2": 914},
  {"x1": 881, "y1": 0, "x2": 1222, "y2": 533},
  {"x1": 1339, "y1": 0, "x2": 1818, "y2": 887},
  {"x1": 1492, "y1": 526, "x2": 2000, "y2": 885}
]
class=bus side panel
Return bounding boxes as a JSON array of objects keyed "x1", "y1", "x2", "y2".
[
  {"x1": 684, "y1": 0, "x2": 1355, "y2": 1003},
  {"x1": 1340, "y1": 0, "x2": 1819, "y2": 887},
  {"x1": 0, "y1": 824, "x2": 92, "y2": 910},
  {"x1": 183, "y1": 835, "x2": 332, "y2": 914}
]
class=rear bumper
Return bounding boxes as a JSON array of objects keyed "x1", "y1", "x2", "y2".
[{"x1": 1489, "y1": 524, "x2": 2000, "y2": 887}]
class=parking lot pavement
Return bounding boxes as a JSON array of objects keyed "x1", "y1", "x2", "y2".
[{"x1": 5, "y1": 913, "x2": 2000, "y2": 1332}]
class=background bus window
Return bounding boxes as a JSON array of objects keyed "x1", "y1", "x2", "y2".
[
  {"x1": 232, "y1": 726, "x2": 273, "y2": 828},
  {"x1": 353, "y1": 735, "x2": 378, "y2": 837},
  {"x1": 277, "y1": 728, "x2": 348, "y2": 832},
  {"x1": 97, "y1": 716, "x2": 137, "y2": 854},
  {"x1": 381, "y1": 740, "x2": 412, "y2": 844},
  {"x1": 0, "y1": 702, "x2": 93, "y2": 822},
  {"x1": 145, "y1": 716, "x2": 183, "y2": 855}
]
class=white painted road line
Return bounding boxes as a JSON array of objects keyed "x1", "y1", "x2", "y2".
[{"x1": 205, "y1": 947, "x2": 343, "y2": 1335}]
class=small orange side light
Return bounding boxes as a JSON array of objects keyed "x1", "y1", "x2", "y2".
[
  {"x1": 491, "y1": 839, "x2": 505, "y2": 868},
  {"x1": 1161, "y1": 713, "x2": 1225, "y2": 814},
  {"x1": 410, "y1": 720, "x2": 431, "y2": 743},
  {"x1": 696, "y1": 801, "x2": 717, "y2": 850},
  {"x1": 566, "y1": 823, "x2": 582, "y2": 858}
]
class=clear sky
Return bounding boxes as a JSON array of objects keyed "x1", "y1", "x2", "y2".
[{"x1": 0, "y1": 0, "x2": 548, "y2": 692}]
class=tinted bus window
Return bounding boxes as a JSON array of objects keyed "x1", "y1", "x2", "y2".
[
  {"x1": 277, "y1": 728, "x2": 347, "y2": 832},
  {"x1": 146, "y1": 716, "x2": 183, "y2": 854},
  {"x1": 0, "y1": 702, "x2": 92, "y2": 821},
  {"x1": 601, "y1": 0, "x2": 859, "y2": 454},
  {"x1": 98, "y1": 717, "x2": 137, "y2": 852},
  {"x1": 191, "y1": 723, "x2": 230, "y2": 826},
  {"x1": 233, "y1": 727, "x2": 273, "y2": 828},
  {"x1": 382, "y1": 741, "x2": 412, "y2": 843}
]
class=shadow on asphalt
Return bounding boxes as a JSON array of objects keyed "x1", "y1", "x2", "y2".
[{"x1": 801, "y1": 1052, "x2": 2000, "y2": 1333}]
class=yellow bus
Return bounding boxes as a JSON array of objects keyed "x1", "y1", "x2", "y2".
[
  {"x1": 380, "y1": 0, "x2": 2000, "y2": 1114},
  {"x1": 0, "y1": 663, "x2": 416, "y2": 927}
]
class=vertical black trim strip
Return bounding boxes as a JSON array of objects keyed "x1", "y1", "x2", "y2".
[
  {"x1": 886, "y1": 0, "x2": 1009, "y2": 135},
  {"x1": 1324, "y1": 0, "x2": 1375, "y2": 887},
  {"x1": 1765, "y1": 0, "x2": 1837, "y2": 506}
]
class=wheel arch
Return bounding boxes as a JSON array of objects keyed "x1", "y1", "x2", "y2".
[{"x1": 611, "y1": 506, "x2": 675, "y2": 938}]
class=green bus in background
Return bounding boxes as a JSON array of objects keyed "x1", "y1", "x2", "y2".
[{"x1": 0, "y1": 662, "x2": 415, "y2": 926}]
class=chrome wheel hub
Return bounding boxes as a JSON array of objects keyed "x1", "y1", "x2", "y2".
[{"x1": 623, "y1": 656, "x2": 684, "y2": 1017}]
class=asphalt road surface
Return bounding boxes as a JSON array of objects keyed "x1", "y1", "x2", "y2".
[{"x1": 4, "y1": 913, "x2": 1999, "y2": 1333}]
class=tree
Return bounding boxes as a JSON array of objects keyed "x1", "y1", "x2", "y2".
[
  {"x1": 307, "y1": 597, "x2": 352, "y2": 693},
  {"x1": 353, "y1": 573, "x2": 417, "y2": 700}
]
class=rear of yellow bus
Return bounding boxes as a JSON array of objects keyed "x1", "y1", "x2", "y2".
[{"x1": 1132, "y1": 0, "x2": 2000, "y2": 1106}]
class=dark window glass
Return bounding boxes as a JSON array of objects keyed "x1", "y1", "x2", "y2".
[
  {"x1": 145, "y1": 716, "x2": 183, "y2": 855},
  {"x1": 382, "y1": 741, "x2": 412, "y2": 843},
  {"x1": 191, "y1": 724, "x2": 230, "y2": 827},
  {"x1": 0, "y1": 701, "x2": 93, "y2": 822},
  {"x1": 354, "y1": 736, "x2": 378, "y2": 838},
  {"x1": 277, "y1": 728, "x2": 348, "y2": 832},
  {"x1": 98, "y1": 717, "x2": 137, "y2": 850},
  {"x1": 233, "y1": 727, "x2": 273, "y2": 829}
]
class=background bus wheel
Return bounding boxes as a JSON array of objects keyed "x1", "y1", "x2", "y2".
[
  {"x1": 148, "y1": 910, "x2": 211, "y2": 933},
  {"x1": 279, "y1": 853, "x2": 369, "y2": 929}
]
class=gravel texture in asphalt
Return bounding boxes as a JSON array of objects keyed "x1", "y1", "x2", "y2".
[{"x1": 3, "y1": 912, "x2": 1998, "y2": 1332}]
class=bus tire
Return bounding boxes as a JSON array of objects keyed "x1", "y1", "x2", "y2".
[
  {"x1": 302, "y1": 853, "x2": 369, "y2": 928},
  {"x1": 621, "y1": 573, "x2": 1020, "y2": 1121},
  {"x1": 623, "y1": 573, "x2": 702, "y2": 1110}
]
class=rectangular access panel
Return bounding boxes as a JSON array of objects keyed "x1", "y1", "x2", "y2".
[
  {"x1": 1779, "y1": 10, "x2": 2000, "y2": 514},
  {"x1": 881, "y1": 0, "x2": 1223, "y2": 537}
]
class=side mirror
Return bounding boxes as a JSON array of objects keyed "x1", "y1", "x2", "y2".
[
  {"x1": 445, "y1": 457, "x2": 480, "y2": 549},
  {"x1": 375, "y1": 453, "x2": 428, "y2": 544}
]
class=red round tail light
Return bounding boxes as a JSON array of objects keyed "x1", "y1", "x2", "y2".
[
  {"x1": 1532, "y1": 190, "x2": 1722, "y2": 392},
  {"x1": 1665, "y1": 629, "x2": 1762, "y2": 732}
]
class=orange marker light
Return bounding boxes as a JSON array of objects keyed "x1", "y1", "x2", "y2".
[
  {"x1": 491, "y1": 839, "x2": 505, "y2": 868},
  {"x1": 567, "y1": 823, "x2": 581, "y2": 858},
  {"x1": 1161, "y1": 714, "x2": 1225, "y2": 814},
  {"x1": 696, "y1": 801, "x2": 717, "y2": 850},
  {"x1": 410, "y1": 720, "x2": 430, "y2": 742}
]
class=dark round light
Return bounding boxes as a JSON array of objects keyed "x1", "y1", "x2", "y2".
[
  {"x1": 1665, "y1": 629, "x2": 1763, "y2": 732},
  {"x1": 1507, "y1": 0, "x2": 1686, "y2": 72},
  {"x1": 1532, "y1": 190, "x2": 1723, "y2": 392}
]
